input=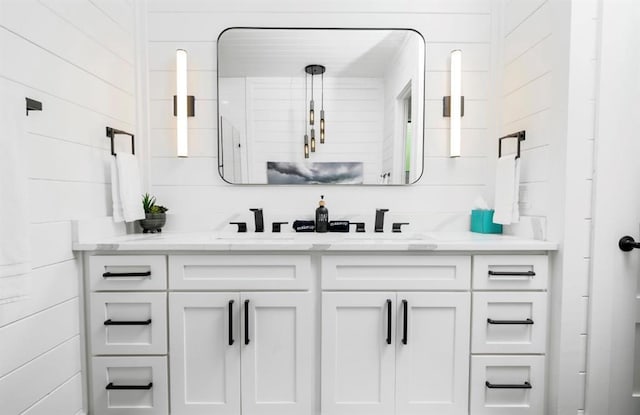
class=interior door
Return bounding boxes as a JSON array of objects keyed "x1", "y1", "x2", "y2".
[
  {"x1": 395, "y1": 292, "x2": 470, "y2": 415},
  {"x1": 587, "y1": 0, "x2": 640, "y2": 413}
]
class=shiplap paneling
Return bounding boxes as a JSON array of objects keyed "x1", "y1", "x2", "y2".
[
  {"x1": 21, "y1": 374, "x2": 83, "y2": 415},
  {"x1": 29, "y1": 222, "x2": 75, "y2": 269}
]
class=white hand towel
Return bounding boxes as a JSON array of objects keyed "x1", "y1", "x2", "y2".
[
  {"x1": 493, "y1": 154, "x2": 521, "y2": 225},
  {"x1": 111, "y1": 153, "x2": 145, "y2": 222},
  {"x1": 0, "y1": 81, "x2": 31, "y2": 281},
  {"x1": 110, "y1": 157, "x2": 124, "y2": 222}
]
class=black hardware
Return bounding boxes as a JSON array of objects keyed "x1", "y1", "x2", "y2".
[
  {"x1": 106, "y1": 127, "x2": 135, "y2": 156},
  {"x1": 498, "y1": 130, "x2": 526, "y2": 159},
  {"x1": 173, "y1": 95, "x2": 196, "y2": 117},
  {"x1": 230, "y1": 222, "x2": 247, "y2": 232},
  {"x1": 272, "y1": 222, "x2": 288, "y2": 233},
  {"x1": 402, "y1": 299, "x2": 408, "y2": 345},
  {"x1": 375, "y1": 209, "x2": 389, "y2": 233},
  {"x1": 106, "y1": 382, "x2": 153, "y2": 390},
  {"x1": 392, "y1": 223, "x2": 410, "y2": 233},
  {"x1": 485, "y1": 381, "x2": 532, "y2": 389},
  {"x1": 386, "y1": 299, "x2": 392, "y2": 345},
  {"x1": 244, "y1": 299, "x2": 250, "y2": 345},
  {"x1": 104, "y1": 319, "x2": 151, "y2": 326},
  {"x1": 250, "y1": 208, "x2": 264, "y2": 232},
  {"x1": 488, "y1": 270, "x2": 535, "y2": 277},
  {"x1": 349, "y1": 222, "x2": 365, "y2": 233},
  {"x1": 102, "y1": 271, "x2": 151, "y2": 278},
  {"x1": 619, "y1": 235, "x2": 640, "y2": 252},
  {"x1": 229, "y1": 299, "x2": 235, "y2": 345},
  {"x1": 442, "y1": 95, "x2": 465, "y2": 117},
  {"x1": 487, "y1": 318, "x2": 534, "y2": 325},
  {"x1": 25, "y1": 98, "x2": 43, "y2": 116}
]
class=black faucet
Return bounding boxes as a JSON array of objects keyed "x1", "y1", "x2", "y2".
[
  {"x1": 375, "y1": 209, "x2": 389, "y2": 232},
  {"x1": 249, "y1": 208, "x2": 264, "y2": 232}
]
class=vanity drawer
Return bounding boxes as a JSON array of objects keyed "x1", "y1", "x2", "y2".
[
  {"x1": 90, "y1": 255, "x2": 167, "y2": 291},
  {"x1": 472, "y1": 292, "x2": 547, "y2": 354},
  {"x1": 91, "y1": 356, "x2": 168, "y2": 415},
  {"x1": 470, "y1": 355, "x2": 544, "y2": 415},
  {"x1": 473, "y1": 255, "x2": 548, "y2": 290},
  {"x1": 169, "y1": 254, "x2": 312, "y2": 290},
  {"x1": 90, "y1": 293, "x2": 167, "y2": 355},
  {"x1": 321, "y1": 255, "x2": 470, "y2": 290}
]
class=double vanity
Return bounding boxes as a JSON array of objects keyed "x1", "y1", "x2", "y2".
[{"x1": 75, "y1": 231, "x2": 555, "y2": 415}]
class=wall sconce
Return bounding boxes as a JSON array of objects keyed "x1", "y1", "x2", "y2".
[
  {"x1": 443, "y1": 49, "x2": 464, "y2": 158},
  {"x1": 174, "y1": 49, "x2": 195, "y2": 158}
]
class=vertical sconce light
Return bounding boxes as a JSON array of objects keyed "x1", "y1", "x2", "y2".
[
  {"x1": 303, "y1": 64, "x2": 326, "y2": 158},
  {"x1": 444, "y1": 49, "x2": 464, "y2": 158},
  {"x1": 174, "y1": 49, "x2": 195, "y2": 158}
]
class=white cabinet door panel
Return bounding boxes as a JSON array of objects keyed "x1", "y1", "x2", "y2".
[
  {"x1": 322, "y1": 292, "x2": 396, "y2": 415},
  {"x1": 395, "y1": 292, "x2": 470, "y2": 415}
]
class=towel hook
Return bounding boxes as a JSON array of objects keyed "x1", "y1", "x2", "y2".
[
  {"x1": 498, "y1": 130, "x2": 526, "y2": 159},
  {"x1": 106, "y1": 127, "x2": 135, "y2": 156}
]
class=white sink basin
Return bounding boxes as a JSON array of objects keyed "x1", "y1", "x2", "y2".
[
  {"x1": 214, "y1": 233, "x2": 295, "y2": 241},
  {"x1": 344, "y1": 232, "x2": 431, "y2": 241}
]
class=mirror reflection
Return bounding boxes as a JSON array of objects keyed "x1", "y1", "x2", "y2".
[{"x1": 217, "y1": 28, "x2": 425, "y2": 185}]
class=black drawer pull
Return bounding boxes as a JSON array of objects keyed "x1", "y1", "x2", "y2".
[
  {"x1": 488, "y1": 270, "x2": 535, "y2": 277},
  {"x1": 486, "y1": 381, "x2": 532, "y2": 389},
  {"x1": 402, "y1": 300, "x2": 408, "y2": 345},
  {"x1": 103, "y1": 271, "x2": 151, "y2": 278},
  {"x1": 487, "y1": 318, "x2": 534, "y2": 325},
  {"x1": 106, "y1": 382, "x2": 153, "y2": 390},
  {"x1": 229, "y1": 300, "x2": 235, "y2": 346},
  {"x1": 104, "y1": 319, "x2": 152, "y2": 326},
  {"x1": 244, "y1": 299, "x2": 250, "y2": 345},
  {"x1": 386, "y1": 299, "x2": 392, "y2": 345}
]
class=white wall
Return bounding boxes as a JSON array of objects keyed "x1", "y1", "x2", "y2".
[
  {"x1": 0, "y1": 1, "x2": 136, "y2": 414},
  {"x1": 145, "y1": 0, "x2": 495, "y2": 231}
]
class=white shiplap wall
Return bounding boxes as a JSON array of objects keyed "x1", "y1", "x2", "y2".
[
  {"x1": 145, "y1": 0, "x2": 495, "y2": 231},
  {"x1": 0, "y1": 1, "x2": 135, "y2": 414}
]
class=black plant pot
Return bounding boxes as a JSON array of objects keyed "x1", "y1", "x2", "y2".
[{"x1": 139, "y1": 212, "x2": 166, "y2": 233}]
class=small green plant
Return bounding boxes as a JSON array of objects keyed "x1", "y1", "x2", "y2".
[{"x1": 142, "y1": 193, "x2": 169, "y2": 214}]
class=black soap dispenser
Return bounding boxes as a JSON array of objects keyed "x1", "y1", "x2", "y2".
[{"x1": 315, "y1": 195, "x2": 329, "y2": 233}]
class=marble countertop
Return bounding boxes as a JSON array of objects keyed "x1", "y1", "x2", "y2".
[{"x1": 73, "y1": 231, "x2": 558, "y2": 252}]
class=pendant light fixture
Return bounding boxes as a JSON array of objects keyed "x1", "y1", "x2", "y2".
[
  {"x1": 320, "y1": 72, "x2": 325, "y2": 143},
  {"x1": 304, "y1": 64, "x2": 326, "y2": 158}
]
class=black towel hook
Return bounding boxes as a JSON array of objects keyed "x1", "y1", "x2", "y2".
[
  {"x1": 106, "y1": 127, "x2": 135, "y2": 156},
  {"x1": 498, "y1": 130, "x2": 526, "y2": 159}
]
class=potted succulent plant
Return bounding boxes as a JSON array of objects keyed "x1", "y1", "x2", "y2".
[{"x1": 139, "y1": 193, "x2": 168, "y2": 233}]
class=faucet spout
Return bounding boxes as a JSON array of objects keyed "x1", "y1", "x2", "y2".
[
  {"x1": 375, "y1": 209, "x2": 389, "y2": 233},
  {"x1": 249, "y1": 208, "x2": 264, "y2": 232}
]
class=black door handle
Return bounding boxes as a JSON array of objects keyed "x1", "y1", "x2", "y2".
[
  {"x1": 619, "y1": 235, "x2": 640, "y2": 251},
  {"x1": 229, "y1": 300, "x2": 235, "y2": 345},
  {"x1": 244, "y1": 299, "x2": 250, "y2": 345},
  {"x1": 386, "y1": 299, "x2": 392, "y2": 345},
  {"x1": 106, "y1": 382, "x2": 153, "y2": 390},
  {"x1": 487, "y1": 318, "x2": 534, "y2": 325},
  {"x1": 102, "y1": 271, "x2": 151, "y2": 278},
  {"x1": 488, "y1": 270, "x2": 535, "y2": 277},
  {"x1": 104, "y1": 319, "x2": 151, "y2": 326},
  {"x1": 402, "y1": 300, "x2": 408, "y2": 345},
  {"x1": 485, "y1": 381, "x2": 532, "y2": 389}
]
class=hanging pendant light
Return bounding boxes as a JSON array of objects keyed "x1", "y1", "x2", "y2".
[
  {"x1": 320, "y1": 72, "x2": 325, "y2": 144},
  {"x1": 305, "y1": 64, "x2": 326, "y2": 157}
]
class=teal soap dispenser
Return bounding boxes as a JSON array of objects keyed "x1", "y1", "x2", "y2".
[{"x1": 315, "y1": 195, "x2": 329, "y2": 233}]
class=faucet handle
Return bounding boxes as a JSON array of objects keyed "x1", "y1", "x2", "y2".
[
  {"x1": 272, "y1": 222, "x2": 288, "y2": 233},
  {"x1": 349, "y1": 222, "x2": 366, "y2": 233},
  {"x1": 230, "y1": 222, "x2": 247, "y2": 233},
  {"x1": 376, "y1": 208, "x2": 389, "y2": 213},
  {"x1": 249, "y1": 208, "x2": 264, "y2": 232},
  {"x1": 392, "y1": 223, "x2": 409, "y2": 233}
]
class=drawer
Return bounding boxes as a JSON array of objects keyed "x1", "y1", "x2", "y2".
[
  {"x1": 473, "y1": 255, "x2": 548, "y2": 290},
  {"x1": 322, "y1": 255, "x2": 470, "y2": 290},
  {"x1": 90, "y1": 255, "x2": 166, "y2": 291},
  {"x1": 472, "y1": 292, "x2": 547, "y2": 354},
  {"x1": 91, "y1": 356, "x2": 168, "y2": 415},
  {"x1": 169, "y1": 254, "x2": 312, "y2": 290},
  {"x1": 470, "y1": 355, "x2": 545, "y2": 415},
  {"x1": 90, "y1": 293, "x2": 167, "y2": 355}
]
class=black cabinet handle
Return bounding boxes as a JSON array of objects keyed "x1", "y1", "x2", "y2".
[
  {"x1": 102, "y1": 271, "x2": 151, "y2": 278},
  {"x1": 485, "y1": 381, "x2": 532, "y2": 389},
  {"x1": 402, "y1": 300, "x2": 408, "y2": 345},
  {"x1": 104, "y1": 319, "x2": 151, "y2": 326},
  {"x1": 487, "y1": 318, "x2": 534, "y2": 325},
  {"x1": 106, "y1": 382, "x2": 153, "y2": 390},
  {"x1": 244, "y1": 299, "x2": 250, "y2": 345},
  {"x1": 229, "y1": 300, "x2": 235, "y2": 346},
  {"x1": 386, "y1": 299, "x2": 392, "y2": 345},
  {"x1": 488, "y1": 270, "x2": 535, "y2": 277}
]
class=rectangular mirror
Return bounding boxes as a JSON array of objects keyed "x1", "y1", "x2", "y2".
[{"x1": 217, "y1": 27, "x2": 425, "y2": 185}]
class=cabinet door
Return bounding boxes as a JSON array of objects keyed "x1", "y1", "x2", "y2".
[
  {"x1": 241, "y1": 292, "x2": 313, "y2": 415},
  {"x1": 395, "y1": 292, "x2": 470, "y2": 415},
  {"x1": 322, "y1": 292, "x2": 396, "y2": 415},
  {"x1": 169, "y1": 293, "x2": 240, "y2": 415}
]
